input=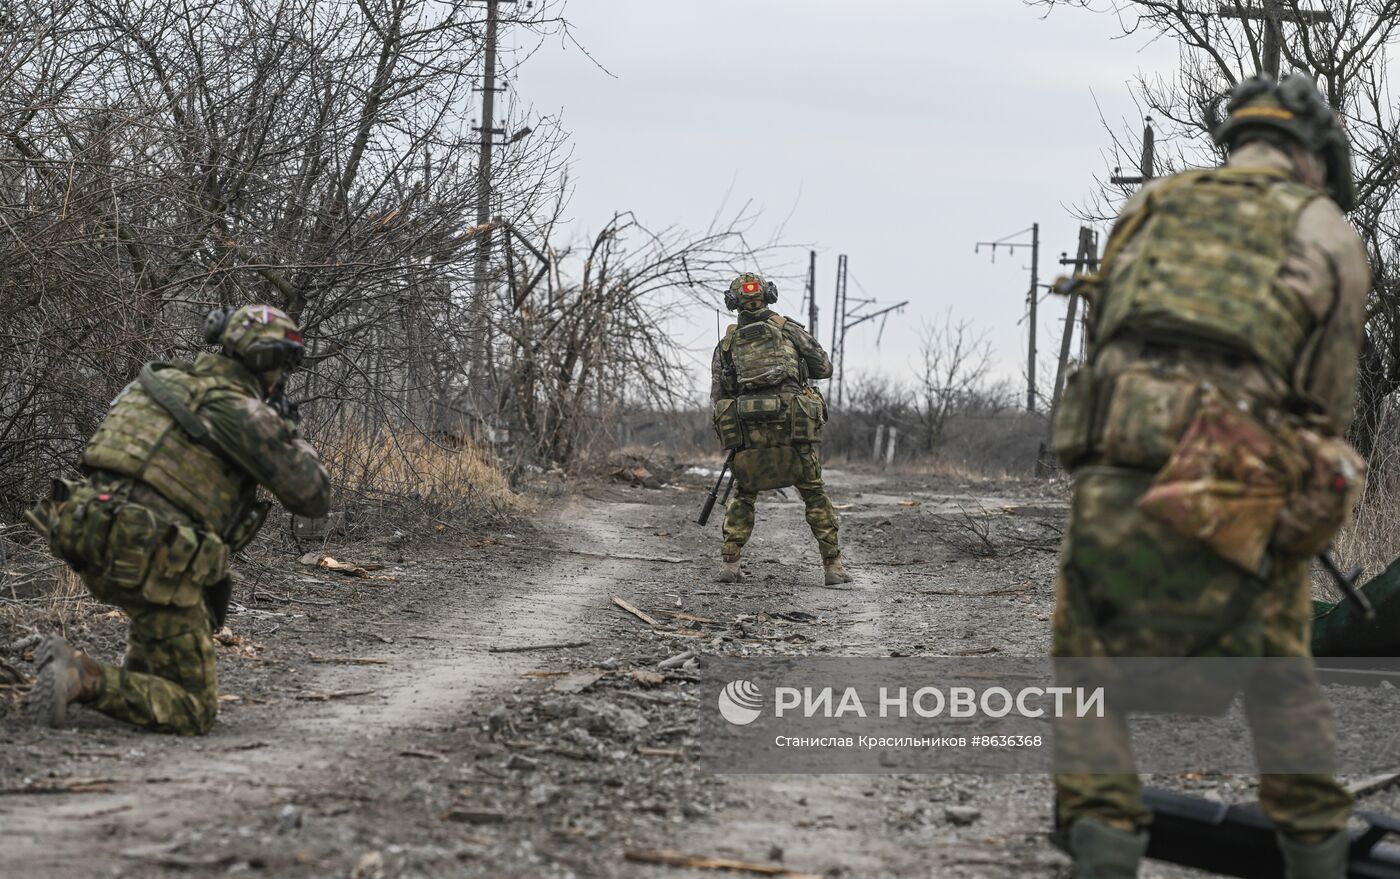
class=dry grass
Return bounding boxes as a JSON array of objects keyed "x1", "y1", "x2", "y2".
[
  {"x1": 315, "y1": 428, "x2": 528, "y2": 527},
  {"x1": 1334, "y1": 468, "x2": 1400, "y2": 586}
]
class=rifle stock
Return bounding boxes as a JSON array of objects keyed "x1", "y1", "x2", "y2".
[{"x1": 1321, "y1": 546, "x2": 1375, "y2": 622}]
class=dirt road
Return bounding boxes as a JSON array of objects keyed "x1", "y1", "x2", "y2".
[{"x1": 2, "y1": 468, "x2": 1221, "y2": 878}]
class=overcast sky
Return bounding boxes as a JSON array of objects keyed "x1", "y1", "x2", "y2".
[{"x1": 510, "y1": 1, "x2": 1180, "y2": 405}]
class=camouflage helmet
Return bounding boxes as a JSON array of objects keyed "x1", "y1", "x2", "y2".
[
  {"x1": 203, "y1": 304, "x2": 306, "y2": 374},
  {"x1": 724, "y1": 272, "x2": 778, "y2": 311},
  {"x1": 1212, "y1": 74, "x2": 1356, "y2": 211}
]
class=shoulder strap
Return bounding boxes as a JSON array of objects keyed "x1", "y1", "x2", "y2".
[
  {"x1": 768, "y1": 315, "x2": 787, "y2": 328},
  {"x1": 138, "y1": 362, "x2": 226, "y2": 457}
]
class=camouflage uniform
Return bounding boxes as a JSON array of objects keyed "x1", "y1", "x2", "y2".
[
  {"x1": 710, "y1": 283, "x2": 842, "y2": 569},
  {"x1": 30, "y1": 307, "x2": 329, "y2": 735},
  {"x1": 1050, "y1": 90, "x2": 1369, "y2": 871}
]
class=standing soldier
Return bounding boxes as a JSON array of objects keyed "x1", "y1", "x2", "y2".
[
  {"x1": 710, "y1": 273, "x2": 850, "y2": 586},
  {"x1": 25, "y1": 304, "x2": 331, "y2": 735},
  {"x1": 1050, "y1": 75, "x2": 1370, "y2": 877}
]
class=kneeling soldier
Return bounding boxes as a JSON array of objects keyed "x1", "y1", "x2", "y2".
[{"x1": 26, "y1": 304, "x2": 330, "y2": 735}]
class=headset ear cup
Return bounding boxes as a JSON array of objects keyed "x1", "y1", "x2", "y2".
[
  {"x1": 724, "y1": 291, "x2": 740, "y2": 311},
  {"x1": 765, "y1": 282, "x2": 778, "y2": 305},
  {"x1": 203, "y1": 306, "x2": 232, "y2": 345}
]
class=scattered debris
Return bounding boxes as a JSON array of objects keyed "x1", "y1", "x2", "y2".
[
  {"x1": 487, "y1": 640, "x2": 592, "y2": 653},
  {"x1": 630, "y1": 670, "x2": 665, "y2": 687},
  {"x1": 308, "y1": 655, "x2": 389, "y2": 666},
  {"x1": 399, "y1": 750, "x2": 446, "y2": 761},
  {"x1": 612, "y1": 595, "x2": 661, "y2": 627},
  {"x1": 350, "y1": 850, "x2": 385, "y2": 879},
  {"x1": 277, "y1": 804, "x2": 303, "y2": 831},
  {"x1": 294, "y1": 689, "x2": 376, "y2": 701},
  {"x1": 443, "y1": 807, "x2": 507, "y2": 825},
  {"x1": 613, "y1": 465, "x2": 664, "y2": 489},
  {"x1": 1, "y1": 777, "x2": 118, "y2": 795},
  {"x1": 636, "y1": 747, "x2": 685, "y2": 759},
  {"x1": 658, "y1": 649, "x2": 696, "y2": 669},
  {"x1": 944, "y1": 805, "x2": 982, "y2": 826},
  {"x1": 772, "y1": 611, "x2": 819, "y2": 624},
  {"x1": 1348, "y1": 771, "x2": 1400, "y2": 798},
  {"x1": 550, "y1": 670, "x2": 605, "y2": 694},
  {"x1": 624, "y1": 850, "x2": 820, "y2": 878},
  {"x1": 505, "y1": 753, "x2": 540, "y2": 772}
]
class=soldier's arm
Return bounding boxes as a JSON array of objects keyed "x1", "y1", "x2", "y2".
[
  {"x1": 200, "y1": 391, "x2": 332, "y2": 517},
  {"x1": 1286, "y1": 200, "x2": 1371, "y2": 433},
  {"x1": 711, "y1": 344, "x2": 729, "y2": 402},
  {"x1": 784, "y1": 322, "x2": 833, "y2": 380}
]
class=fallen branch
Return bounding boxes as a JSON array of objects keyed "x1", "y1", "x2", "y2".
[
  {"x1": 294, "y1": 689, "x2": 376, "y2": 701},
  {"x1": 488, "y1": 641, "x2": 592, "y2": 653},
  {"x1": 624, "y1": 850, "x2": 820, "y2": 878},
  {"x1": 559, "y1": 548, "x2": 686, "y2": 564},
  {"x1": 612, "y1": 595, "x2": 661, "y2": 627}
]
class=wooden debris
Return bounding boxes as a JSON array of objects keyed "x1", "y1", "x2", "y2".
[
  {"x1": 565, "y1": 549, "x2": 685, "y2": 564},
  {"x1": 308, "y1": 655, "x2": 389, "y2": 666},
  {"x1": 1348, "y1": 771, "x2": 1400, "y2": 798},
  {"x1": 294, "y1": 688, "x2": 376, "y2": 701},
  {"x1": 443, "y1": 807, "x2": 507, "y2": 824},
  {"x1": 624, "y1": 850, "x2": 820, "y2": 878},
  {"x1": 399, "y1": 749, "x2": 446, "y2": 761},
  {"x1": 658, "y1": 649, "x2": 696, "y2": 670},
  {"x1": 612, "y1": 595, "x2": 661, "y2": 627},
  {"x1": 487, "y1": 640, "x2": 591, "y2": 654},
  {"x1": 631, "y1": 670, "x2": 665, "y2": 687},
  {"x1": 0, "y1": 777, "x2": 118, "y2": 795},
  {"x1": 551, "y1": 670, "x2": 605, "y2": 694},
  {"x1": 654, "y1": 610, "x2": 719, "y2": 625},
  {"x1": 636, "y1": 746, "x2": 685, "y2": 759}
]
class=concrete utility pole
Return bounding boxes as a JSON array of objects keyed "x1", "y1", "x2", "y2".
[
  {"x1": 807, "y1": 250, "x2": 819, "y2": 341},
  {"x1": 1216, "y1": 2, "x2": 1333, "y2": 77},
  {"x1": 975, "y1": 224, "x2": 1041, "y2": 411},
  {"x1": 826, "y1": 254, "x2": 906, "y2": 409}
]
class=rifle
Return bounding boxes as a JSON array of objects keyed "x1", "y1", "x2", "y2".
[
  {"x1": 697, "y1": 450, "x2": 736, "y2": 527},
  {"x1": 1320, "y1": 545, "x2": 1375, "y2": 622},
  {"x1": 1142, "y1": 787, "x2": 1400, "y2": 877}
]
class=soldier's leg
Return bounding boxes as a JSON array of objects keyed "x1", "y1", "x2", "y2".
[
  {"x1": 89, "y1": 603, "x2": 219, "y2": 735},
  {"x1": 1246, "y1": 560, "x2": 1350, "y2": 863},
  {"x1": 722, "y1": 487, "x2": 758, "y2": 562},
  {"x1": 793, "y1": 448, "x2": 839, "y2": 562}
]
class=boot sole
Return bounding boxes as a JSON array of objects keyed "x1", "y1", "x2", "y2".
[{"x1": 26, "y1": 638, "x2": 63, "y2": 728}]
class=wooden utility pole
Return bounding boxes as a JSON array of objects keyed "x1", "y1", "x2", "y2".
[
  {"x1": 1216, "y1": 3, "x2": 1333, "y2": 78},
  {"x1": 975, "y1": 224, "x2": 1041, "y2": 411},
  {"x1": 470, "y1": 0, "x2": 509, "y2": 385}
]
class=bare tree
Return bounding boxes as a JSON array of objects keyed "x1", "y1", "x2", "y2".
[
  {"x1": 1025, "y1": 0, "x2": 1400, "y2": 463},
  {"x1": 913, "y1": 312, "x2": 994, "y2": 456}
]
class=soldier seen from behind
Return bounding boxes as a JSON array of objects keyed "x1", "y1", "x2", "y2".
[
  {"x1": 710, "y1": 273, "x2": 851, "y2": 586},
  {"x1": 25, "y1": 304, "x2": 331, "y2": 735},
  {"x1": 1048, "y1": 75, "x2": 1370, "y2": 878}
]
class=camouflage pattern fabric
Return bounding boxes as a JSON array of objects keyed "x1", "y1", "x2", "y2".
[
  {"x1": 722, "y1": 446, "x2": 839, "y2": 562},
  {"x1": 87, "y1": 593, "x2": 218, "y2": 735},
  {"x1": 1097, "y1": 168, "x2": 1316, "y2": 382},
  {"x1": 37, "y1": 345, "x2": 330, "y2": 735},
  {"x1": 1052, "y1": 141, "x2": 1369, "y2": 843},
  {"x1": 1053, "y1": 468, "x2": 1350, "y2": 836}
]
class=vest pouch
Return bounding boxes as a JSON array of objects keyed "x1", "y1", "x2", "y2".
[
  {"x1": 50, "y1": 484, "x2": 120, "y2": 573},
  {"x1": 791, "y1": 392, "x2": 825, "y2": 444},
  {"x1": 733, "y1": 446, "x2": 802, "y2": 492},
  {"x1": 1098, "y1": 370, "x2": 1199, "y2": 470},
  {"x1": 1051, "y1": 367, "x2": 1096, "y2": 469},
  {"x1": 1271, "y1": 429, "x2": 1366, "y2": 559},
  {"x1": 737, "y1": 393, "x2": 786, "y2": 422},
  {"x1": 712, "y1": 398, "x2": 744, "y2": 450},
  {"x1": 104, "y1": 504, "x2": 159, "y2": 590},
  {"x1": 142, "y1": 524, "x2": 201, "y2": 606}
]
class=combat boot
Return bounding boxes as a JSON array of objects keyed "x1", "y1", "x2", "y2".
[
  {"x1": 717, "y1": 556, "x2": 742, "y2": 583},
  {"x1": 1068, "y1": 818, "x2": 1147, "y2": 878},
  {"x1": 1278, "y1": 830, "x2": 1348, "y2": 879},
  {"x1": 27, "y1": 636, "x2": 103, "y2": 728},
  {"x1": 823, "y1": 555, "x2": 853, "y2": 585}
]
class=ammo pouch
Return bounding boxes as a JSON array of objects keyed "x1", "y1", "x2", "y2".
[
  {"x1": 791, "y1": 389, "x2": 826, "y2": 445},
  {"x1": 1051, "y1": 367, "x2": 1095, "y2": 469},
  {"x1": 733, "y1": 446, "x2": 804, "y2": 492},
  {"x1": 1136, "y1": 386, "x2": 1299, "y2": 575},
  {"x1": 736, "y1": 393, "x2": 786, "y2": 422},
  {"x1": 224, "y1": 500, "x2": 272, "y2": 554},
  {"x1": 712, "y1": 398, "x2": 744, "y2": 451},
  {"x1": 1097, "y1": 368, "x2": 1200, "y2": 471},
  {"x1": 44, "y1": 482, "x2": 228, "y2": 608},
  {"x1": 1270, "y1": 429, "x2": 1366, "y2": 560}
]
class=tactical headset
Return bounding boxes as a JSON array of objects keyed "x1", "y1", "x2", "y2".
[
  {"x1": 724, "y1": 275, "x2": 779, "y2": 311},
  {"x1": 1213, "y1": 74, "x2": 1356, "y2": 211},
  {"x1": 204, "y1": 305, "x2": 307, "y2": 373}
]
